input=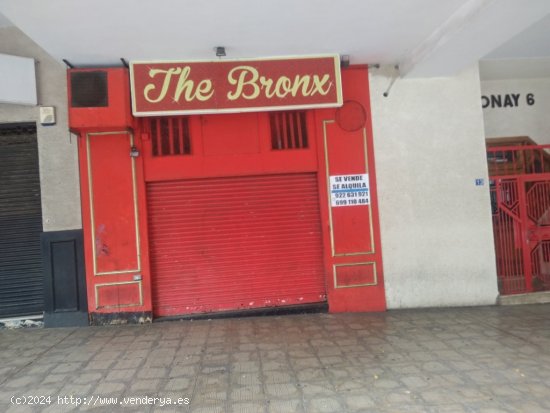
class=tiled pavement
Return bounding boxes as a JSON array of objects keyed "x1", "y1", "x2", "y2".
[{"x1": 1, "y1": 304, "x2": 550, "y2": 413}]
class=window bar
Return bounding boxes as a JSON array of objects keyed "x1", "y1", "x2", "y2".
[
  {"x1": 156, "y1": 118, "x2": 162, "y2": 156},
  {"x1": 274, "y1": 113, "x2": 283, "y2": 149},
  {"x1": 288, "y1": 112, "x2": 296, "y2": 149},
  {"x1": 301, "y1": 112, "x2": 308, "y2": 148},
  {"x1": 296, "y1": 112, "x2": 306, "y2": 148},
  {"x1": 184, "y1": 119, "x2": 191, "y2": 154},
  {"x1": 169, "y1": 118, "x2": 175, "y2": 155},
  {"x1": 177, "y1": 118, "x2": 184, "y2": 155},
  {"x1": 281, "y1": 112, "x2": 289, "y2": 149},
  {"x1": 150, "y1": 119, "x2": 157, "y2": 156}
]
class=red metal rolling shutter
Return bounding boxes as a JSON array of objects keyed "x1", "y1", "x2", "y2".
[{"x1": 148, "y1": 173, "x2": 326, "y2": 317}]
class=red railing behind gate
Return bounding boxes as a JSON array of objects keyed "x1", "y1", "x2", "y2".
[{"x1": 487, "y1": 144, "x2": 550, "y2": 177}]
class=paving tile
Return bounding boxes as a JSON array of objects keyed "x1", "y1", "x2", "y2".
[
  {"x1": 113, "y1": 358, "x2": 144, "y2": 369},
  {"x1": 3, "y1": 375, "x2": 41, "y2": 388},
  {"x1": 261, "y1": 360, "x2": 290, "y2": 371},
  {"x1": 295, "y1": 368, "x2": 329, "y2": 382},
  {"x1": 372, "y1": 378, "x2": 401, "y2": 389},
  {"x1": 291, "y1": 357, "x2": 321, "y2": 370},
  {"x1": 163, "y1": 377, "x2": 192, "y2": 391},
  {"x1": 263, "y1": 370, "x2": 294, "y2": 384},
  {"x1": 41, "y1": 373, "x2": 68, "y2": 385},
  {"x1": 301, "y1": 381, "x2": 337, "y2": 398},
  {"x1": 267, "y1": 399, "x2": 303, "y2": 413},
  {"x1": 105, "y1": 369, "x2": 137, "y2": 382},
  {"x1": 231, "y1": 361, "x2": 260, "y2": 373},
  {"x1": 305, "y1": 397, "x2": 343, "y2": 413},
  {"x1": 265, "y1": 383, "x2": 301, "y2": 399},
  {"x1": 2, "y1": 304, "x2": 550, "y2": 413},
  {"x1": 192, "y1": 390, "x2": 228, "y2": 404},
  {"x1": 130, "y1": 379, "x2": 161, "y2": 392},
  {"x1": 137, "y1": 367, "x2": 168, "y2": 379},
  {"x1": 345, "y1": 394, "x2": 376, "y2": 411},
  {"x1": 83, "y1": 359, "x2": 115, "y2": 371},
  {"x1": 429, "y1": 404, "x2": 470, "y2": 413},
  {"x1": 58, "y1": 383, "x2": 93, "y2": 396},
  {"x1": 229, "y1": 384, "x2": 264, "y2": 402},
  {"x1": 6, "y1": 405, "x2": 34, "y2": 413},
  {"x1": 93, "y1": 382, "x2": 127, "y2": 395},
  {"x1": 229, "y1": 401, "x2": 266, "y2": 413},
  {"x1": 190, "y1": 404, "x2": 225, "y2": 413}
]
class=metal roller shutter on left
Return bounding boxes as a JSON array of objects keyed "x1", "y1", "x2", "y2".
[{"x1": 0, "y1": 124, "x2": 44, "y2": 318}]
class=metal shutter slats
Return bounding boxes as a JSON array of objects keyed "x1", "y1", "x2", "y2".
[
  {"x1": 148, "y1": 173, "x2": 326, "y2": 316},
  {"x1": 0, "y1": 126, "x2": 43, "y2": 318}
]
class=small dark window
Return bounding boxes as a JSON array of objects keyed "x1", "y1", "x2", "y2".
[
  {"x1": 270, "y1": 111, "x2": 308, "y2": 150},
  {"x1": 70, "y1": 71, "x2": 108, "y2": 107},
  {"x1": 148, "y1": 117, "x2": 191, "y2": 157}
]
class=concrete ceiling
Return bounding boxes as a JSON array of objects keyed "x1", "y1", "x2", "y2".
[
  {"x1": 480, "y1": 12, "x2": 550, "y2": 80},
  {"x1": 0, "y1": 10, "x2": 10, "y2": 28},
  {"x1": 484, "y1": 14, "x2": 550, "y2": 60},
  {"x1": 479, "y1": 58, "x2": 550, "y2": 80},
  {"x1": 1, "y1": 0, "x2": 550, "y2": 78}
]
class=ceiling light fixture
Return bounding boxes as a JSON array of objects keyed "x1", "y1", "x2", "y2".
[{"x1": 340, "y1": 55, "x2": 350, "y2": 68}]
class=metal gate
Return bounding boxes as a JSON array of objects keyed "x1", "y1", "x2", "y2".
[
  {"x1": 0, "y1": 123, "x2": 44, "y2": 318},
  {"x1": 147, "y1": 173, "x2": 326, "y2": 317},
  {"x1": 488, "y1": 142, "x2": 550, "y2": 294}
]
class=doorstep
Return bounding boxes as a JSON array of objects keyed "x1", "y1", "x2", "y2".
[{"x1": 498, "y1": 290, "x2": 550, "y2": 305}]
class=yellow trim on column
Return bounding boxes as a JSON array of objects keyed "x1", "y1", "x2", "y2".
[
  {"x1": 322, "y1": 120, "x2": 375, "y2": 257},
  {"x1": 86, "y1": 131, "x2": 141, "y2": 276},
  {"x1": 95, "y1": 281, "x2": 143, "y2": 310},
  {"x1": 333, "y1": 262, "x2": 378, "y2": 289}
]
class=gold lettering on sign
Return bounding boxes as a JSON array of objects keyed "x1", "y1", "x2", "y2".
[
  {"x1": 141, "y1": 62, "x2": 335, "y2": 106},
  {"x1": 227, "y1": 66, "x2": 261, "y2": 100},
  {"x1": 144, "y1": 68, "x2": 179, "y2": 103},
  {"x1": 174, "y1": 67, "x2": 214, "y2": 102},
  {"x1": 144, "y1": 66, "x2": 214, "y2": 103},
  {"x1": 312, "y1": 75, "x2": 331, "y2": 96},
  {"x1": 227, "y1": 66, "x2": 333, "y2": 101}
]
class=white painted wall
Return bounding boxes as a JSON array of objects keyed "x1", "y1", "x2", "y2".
[
  {"x1": 369, "y1": 64, "x2": 499, "y2": 308},
  {"x1": 0, "y1": 26, "x2": 81, "y2": 231},
  {"x1": 481, "y1": 77, "x2": 550, "y2": 144}
]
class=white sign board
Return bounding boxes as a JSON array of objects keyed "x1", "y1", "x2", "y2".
[
  {"x1": 330, "y1": 174, "x2": 370, "y2": 207},
  {"x1": 0, "y1": 53, "x2": 37, "y2": 105}
]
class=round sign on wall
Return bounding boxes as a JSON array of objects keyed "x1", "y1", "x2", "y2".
[{"x1": 335, "y1": 100, "x2": 366, "y2": 132}]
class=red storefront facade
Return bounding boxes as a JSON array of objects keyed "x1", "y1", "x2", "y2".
[{"x1": 68, "y1": 56, "x2": 386, "y2": 322}]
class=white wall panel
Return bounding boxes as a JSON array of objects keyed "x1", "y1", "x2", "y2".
[{"x1": 369, "y1": 64, "x2": 499, "y2": 308}]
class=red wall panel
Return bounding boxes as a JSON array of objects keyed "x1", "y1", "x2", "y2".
[
  {"x1": 315, "y1": 67, "x2": 386, "y2": 312},
  {"x1": 78, "y1": 131, "x2": 151, "y2": 315}
]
